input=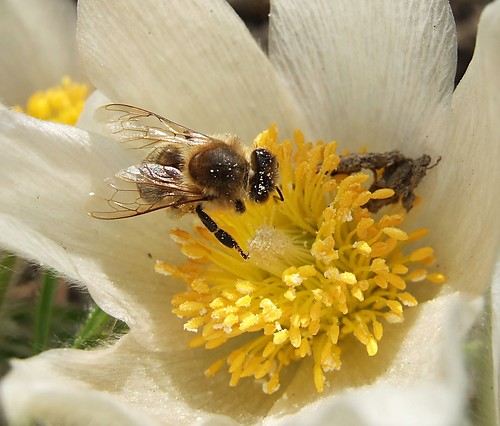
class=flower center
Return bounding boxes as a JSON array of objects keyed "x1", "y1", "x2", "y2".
[
  {"x1": 156, "y1": 126, "x2": 445, "y2": 394},
  {"x1": 14, "y1": 76, "x2": 89, "y2": 125}
]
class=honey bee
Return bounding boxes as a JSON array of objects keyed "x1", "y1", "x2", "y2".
[{"x1": 90, "y1": 104, "x2": 282, "y2": 259}]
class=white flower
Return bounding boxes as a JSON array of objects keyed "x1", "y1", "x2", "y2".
[
  {"x1": 0, "y1": 0, "x2": 83, "y2": 106},
  {"x1": 1, "y1": 0, "x2": 499, "y2": 424}
]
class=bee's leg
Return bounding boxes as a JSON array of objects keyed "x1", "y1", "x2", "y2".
[{"x1": 195, "y1": 205, "x2": 249, "y2": 259}]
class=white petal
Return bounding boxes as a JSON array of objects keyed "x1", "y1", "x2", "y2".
[
  {"x1": 492, "y1": 260, "x2": 500, "y2": 422},
  {"x1": 420, "y1": 0, "x2": 500, "y2": 295},
  {"x1": 77, "y1": 0, "x2": 303, "y2": 142},
  {"x1": 77, "y1": 89, "x2": 112, "y2": 133},
  {"x1": 269, "y1": 0, "x2": 457, "y2": 148},
  {"x1": 2, "y1": 374, "x2": 159, "y2": 426},
  {"x1": 0, "y1": 0, "x2": 83, "y2": 106},
  {"x1": 266, "y1": 292, "x2": 481, "y2": 425},
  {"x1": 0, "y1": 332, "x2": 271, "y2": 425},
  {"x1": 0, "y1": 108, "x2": 189, "y2": 342}
]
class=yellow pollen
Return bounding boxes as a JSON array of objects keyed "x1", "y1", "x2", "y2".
[
  {"x1": 15, "y1": 76, "x2": 89, "y2": 125},
  {"x1": 158, "y1": 125, "x2": 446, "y2": 394},
  {"x1": 410, "y1": 247, "x2": 435, "y2": 262}
]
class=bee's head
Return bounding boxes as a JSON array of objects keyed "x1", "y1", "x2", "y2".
[{"x1": 249, "y1": 148, "x2": 279, "y2": 203}]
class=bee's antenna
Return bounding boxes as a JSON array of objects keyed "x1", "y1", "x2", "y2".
[{"x1": 275, "y1": 186, "x2": 284, "y2": 202}]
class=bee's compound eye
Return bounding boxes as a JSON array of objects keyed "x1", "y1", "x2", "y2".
[
  {"x1": 250, "y1": 149, "x2": 277, "y2": 203},
  {"x1": 252, "y1": 187, "x2": 270, "y2": 203}
]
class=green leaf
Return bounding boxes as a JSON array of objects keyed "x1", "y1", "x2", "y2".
[
  {"x1": 33, "y1": 270, "x2": 58, "y2": 354},
  {"x1": 71, "y1": 305, "x2": 128, "y2": 349}
]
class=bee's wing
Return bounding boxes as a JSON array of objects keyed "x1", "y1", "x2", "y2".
[
  {"x1": 90, "y1": 164, "x2": 208, "y2": 219},
  {"x1": 117, "y1": 163, "x2": 184, "y2": 186},
  {"x1": 95, "y1": 103, "x2": 213, "y2": 150}
]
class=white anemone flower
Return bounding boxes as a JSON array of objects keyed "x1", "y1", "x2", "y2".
[
  {"x1": 0, "y1": 0, "x2": 83, "y2": 107},
  {"x1": 1, "y1": 0, "x2": 499, "y2": 425}
]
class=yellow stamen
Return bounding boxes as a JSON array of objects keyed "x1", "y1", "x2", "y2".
[
  {"x1": 15, "y1": 76, "x2": 89, "y2": 125},
  {"x1": 157, "y1": 125, "x2": 446, "y2": 394}
]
